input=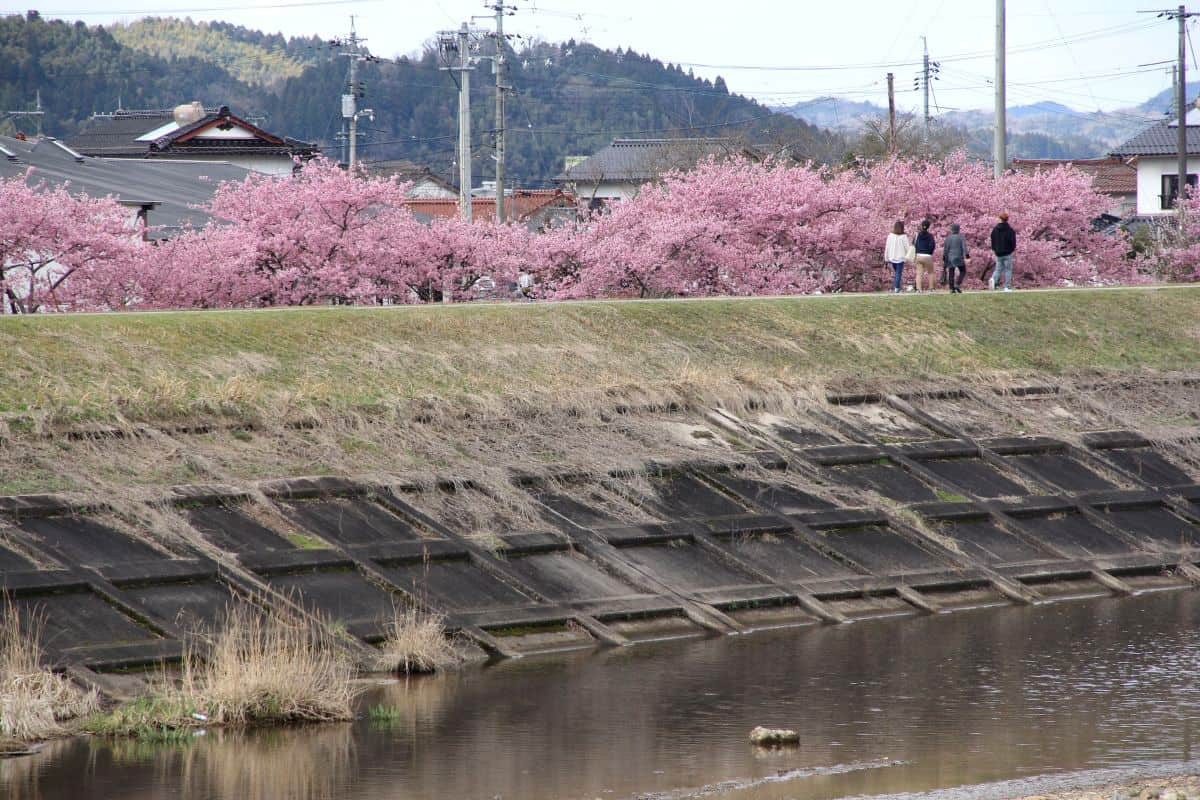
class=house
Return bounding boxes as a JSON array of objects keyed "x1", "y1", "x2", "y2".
[
  {"x1": 0, "y1": 133, "x2": 251, "y2": 238},
  {"x1": 555, "y1": 138, "x2": 762, "y2": 204},
  {"x1": 67, "y1": 103, "x2": 318, "y2": 177},
  {"x1": 362, "y1": 158, "x2": 457, "y2": 199},
  {"x1": 1010, "y1": 157, "x2": 1137, "y2": 218},
  {"x1": 1110, "y1": 110, "x2": 1200, "y2": 216},
  {"x1": 405, "y1": 189, "x2": 578, "y2": 231}
]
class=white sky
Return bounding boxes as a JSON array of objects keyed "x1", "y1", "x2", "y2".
[{"x1": 23, "y1": 0, "x2": 1187, "y2": 114}]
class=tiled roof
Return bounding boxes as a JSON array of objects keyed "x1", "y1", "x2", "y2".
[
  {"x1": 363, "y1": 159, "x2": 457, "y2": 191},
  {"x1": 0, "y1": 134, "x2": 250, "y2": 237},
  {"x1": 555, "y1": 138, "x2": 759, "y2": 183},
  {"x1": 1110, "y1": 119, "x2": 1200, "y2": 157},
  {"x1": 67, "y1": 107, "x2": 317, "y2": 158},
  {"x1": 405, "y1": 190, "x2": 576, "y2": 226},
  {"x1": 1010, "y1": 157, "x2": 1137, "y2": 195}
]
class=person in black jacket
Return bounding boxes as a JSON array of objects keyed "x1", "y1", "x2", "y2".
[
  {"x1": 913, "y1": 219, "x2": 936, "y2": 293},
  {"x1": 989, "y1": 212, "x2": 1017, "y2": 291}
]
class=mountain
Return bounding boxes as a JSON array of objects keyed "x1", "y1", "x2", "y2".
[
  {"x1": 781, "y1": 90, "x2": 1164, "y2": 160},
  {"x1": 1139, "y1": 81, "x2": 1200, "y2": 114},
  {"x1": 109, "y1": 18, "x2": 321, "y2": 89},
  {"x1": 777, "y1": 97, "x2": 885, "y2": 130},
  {"x1": 0, "y1": 13, "x2": 845, "y2": 185}
]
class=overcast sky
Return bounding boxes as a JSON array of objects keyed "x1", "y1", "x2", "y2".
[{"x1": 27, "y1": 0, "x2": 1188, "y2": 115}]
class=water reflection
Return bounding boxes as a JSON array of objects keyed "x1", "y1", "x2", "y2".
[{"x1": 7, "y1": 591, "x2": 1200, "y2": 800}]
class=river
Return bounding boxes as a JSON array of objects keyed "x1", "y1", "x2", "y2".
[{"x1": 5, "y1": 589, "x2": 1200, "y2": 799}]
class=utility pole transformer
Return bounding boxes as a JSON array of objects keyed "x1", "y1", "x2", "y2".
[
  {"x1": 994, "y1": 0, "x2": 1006, "y2": 178},
  {"x1": 337, "y1": 18, "x2": 374, "y2": 170}
]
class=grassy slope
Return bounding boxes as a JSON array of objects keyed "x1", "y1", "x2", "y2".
[{"x1": 1, "y1": 287, "x2": 1198, "y2": 428}]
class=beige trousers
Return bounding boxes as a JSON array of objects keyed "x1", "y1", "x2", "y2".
[{"x1": 913, "y1": 254, "x2": 935, "y2": 291}]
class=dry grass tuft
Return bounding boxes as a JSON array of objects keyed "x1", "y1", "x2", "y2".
[
  {"x1": 91, "y1": 605, "x2": 358, "y2": 737},
  {"x1": 374, "y1": 608, "x2": 462, "y2": 675},
  {"x1": 177, "y1": 605, "x2": 358, "y2": 726},
  {"x1": 0, "y1": 601, "x2": 98, "y2": 743}
]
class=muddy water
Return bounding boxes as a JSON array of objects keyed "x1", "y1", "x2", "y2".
[{"x1": 6, "y1": 591, "x2": 1200, "y2": 800}]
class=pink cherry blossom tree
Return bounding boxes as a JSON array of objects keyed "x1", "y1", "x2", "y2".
[{"x1": 0, "y1": 171, "x2": 142, "y2": 314}]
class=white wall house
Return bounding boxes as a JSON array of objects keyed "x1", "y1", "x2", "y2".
[
  {"x1": 68, "y1": 103, "x2": 318, "y2": 176},
  {"x1": 1111, "y1": 110, "x2": 1200, "y2": 217}
]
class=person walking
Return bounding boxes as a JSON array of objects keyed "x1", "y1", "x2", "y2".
[
  {"x1": 913, "y1": 219, "x2": 936, "y2": 293},
  {"x1": 942, "y1": 222, "x2": 969, "y2": 293},
  {"x1": 989, "y1": 212, "x2": 1017, "y2": 291},
  {"x1": 884, "y1": 220, "x2": 911, "y2": 294}
]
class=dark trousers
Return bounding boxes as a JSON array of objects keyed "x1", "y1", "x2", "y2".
[{"x1": 947, "y1": 263, "x2": 965, "y2": 289}]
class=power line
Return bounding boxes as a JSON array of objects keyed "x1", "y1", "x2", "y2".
[
  {"x1": 20, "y1": 0, "x2": 378, "y2": 16},
  {"x1": 670, "y1": 19, "x2": 1161, "y2": 72}
]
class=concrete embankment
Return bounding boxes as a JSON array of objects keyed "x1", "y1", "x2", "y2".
[{"x1": 0, "y1": 289, "x2": 1198, "y2": 698}]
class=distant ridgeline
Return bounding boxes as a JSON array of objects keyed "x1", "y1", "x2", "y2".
[{"x1": 0, "y1": 13, "x2": 839, "y2": 185}]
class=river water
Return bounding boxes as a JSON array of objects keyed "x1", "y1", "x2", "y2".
[{"x1": 6, "y1": 590, "x2": 1200, "y2": 800}]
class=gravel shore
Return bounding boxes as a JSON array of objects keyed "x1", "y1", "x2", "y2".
[{"x1": 1015, "y1": 776, "x2": 1200, "y2": 800}]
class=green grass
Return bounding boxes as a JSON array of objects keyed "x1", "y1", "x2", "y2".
[
  {"x1": 367, "y1": 704, "x2": 401, "y2": 722},
  {"x1": 1, "y1": 287, "x2": 1198, "y2": 428}
]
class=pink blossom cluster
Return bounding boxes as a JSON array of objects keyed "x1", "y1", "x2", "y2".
[
  {"x1": 0, "y1": 153, "x2": 1173, "y2": 313},
  {"x1": 528, "y1": 154, "x2": 1142, "y2": 299},
  {"x1": 1158, "y1": 193, "x2": 1200, "y2": 283},
  {"x1": 0, "y1": 174, "x2": 139, "y2": 313}
]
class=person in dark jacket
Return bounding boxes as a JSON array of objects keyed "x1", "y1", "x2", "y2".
[
  {"x1": 913, "y1": 219, "x2": 936, "y2": 293},
  {"x1": 989, "y1": 212, "x2": 1017, "y2": 291},
  {"x1": 942, "y1": 223, "x2": 969, "y2": 293}
]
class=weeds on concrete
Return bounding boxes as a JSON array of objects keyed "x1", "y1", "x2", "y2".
[
  {"x1": 0, "y1": 601, "x2": 98, "y2": 744},
  {"x1": 374, "y1": 608, "x2": 461, "y2": 675}
]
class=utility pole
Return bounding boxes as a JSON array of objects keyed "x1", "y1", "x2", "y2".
[
  {"x1": 1143, "y1": 6, "x2": 1200, "y2": 218},
  {"x1": 337, "y1": 18, "x2": 374, "y2": 170},
  {"x1": 886, "y1": 72, "x2": 897, "y2": 156},
  {"x1": 440, "y1": 24, "x2": 476, "y2": 221},
  {"x1": 1179, "y1": 4, "x2": 1189, "y2": 217},
  {"x1": 922, "y1": 37, "x2": 931, "y2": 143},
  {"x1": 488, "y1": 3, "x2": 515, "y2": 223},
  {"x1": 994, "y1": 0, "x2": 1006, "y2": 178}
]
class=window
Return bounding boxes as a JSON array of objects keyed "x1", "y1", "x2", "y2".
[{"x1": 1161, "y1": 173, "x2": 1198, "y2": 209}]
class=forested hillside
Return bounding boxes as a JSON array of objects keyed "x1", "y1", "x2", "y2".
[{"x1": 0, "y1": 13, "x2": 843, "y2": 185}]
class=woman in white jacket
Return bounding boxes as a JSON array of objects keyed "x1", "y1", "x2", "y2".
[{"x1": 884, "y1": 220, "x2": 911, "y2": 294}]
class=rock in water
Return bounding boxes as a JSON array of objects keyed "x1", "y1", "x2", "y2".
[{"x1": 749, "y1": 726, "x2": 800, "y2": 746}]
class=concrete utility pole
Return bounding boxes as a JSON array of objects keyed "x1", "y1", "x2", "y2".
[
  {"x1": 886, "y1": 72, "x2": 897, "y2": 156},
  {"x1": 488, "y1": 3, "x2": 515, "y2": 223},
  {"x1": 1179, "y1": 4, "x2": 1188, "y2": 216},
  {"x1": 439, "y1": 24, "x2": 476, "y2": 220},
  {"x1": 338, "y1": 18, "x2": 374, "y2": 170},
  {"x1": 457, "y1": 23, "x2": 473, "y2": 221},
  {"x1": 1144, "y1": 6, "x2": 1200, "y2": 217},
  {"x1": 994, "y1": 0, "x2": 1006, "y2": 178},
  {"x1": 922, "y1": 37, "x2": 931, "y2": 143}
]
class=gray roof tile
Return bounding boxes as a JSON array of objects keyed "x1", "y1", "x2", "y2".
[
  {"x1": 555, "y1": 138, "x2": 757, "y2": 182},
  {"x1": 1111, "y1": 119, "x2": 1200, "y2": 157},
  {"x1": 0, "y1": 134, "x2": 251, "y2": 237}
]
